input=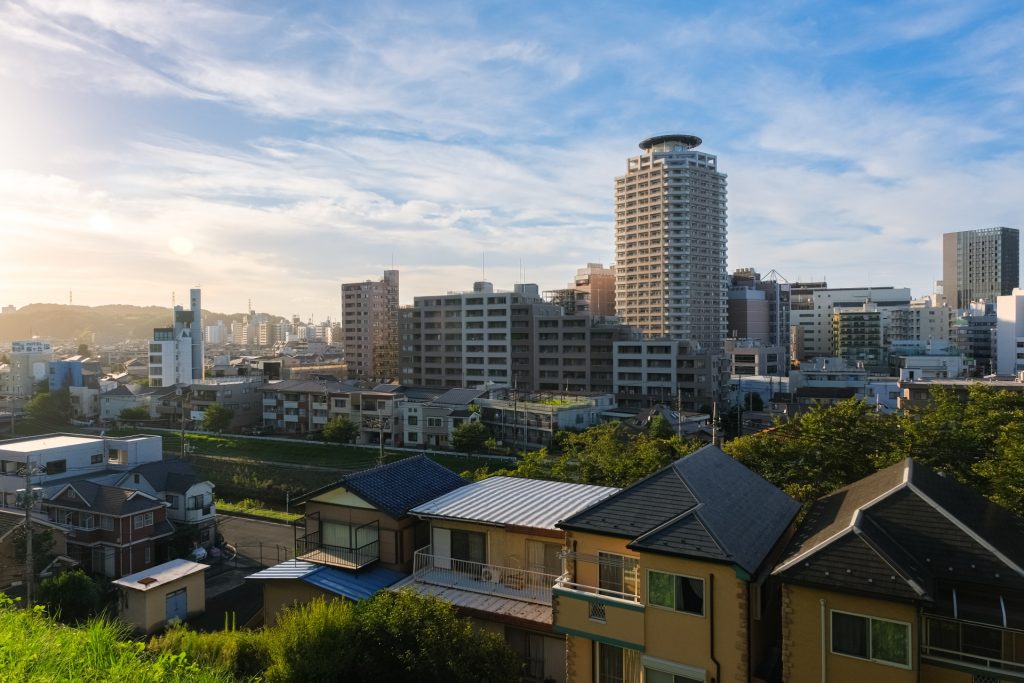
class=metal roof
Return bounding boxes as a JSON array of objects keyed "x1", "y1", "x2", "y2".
[
  {"x1": 246, "y1": 560, "x2": 403, "y2": 600},
  {"x1": 392, "y1": 575, "x2": 553, "y2": 627},
  {"x1": 410, "y1": 476, "x2": 619, "y2": 530},
  {"x1": 113, "y1": 559, "x2": 207, "y2": 591}
]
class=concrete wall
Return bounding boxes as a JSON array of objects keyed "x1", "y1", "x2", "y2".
[{"x1": 119, "y1": 570, "x2": 206, "y2": 634}]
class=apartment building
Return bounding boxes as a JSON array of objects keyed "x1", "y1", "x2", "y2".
[
  {"x1": 831, "y1": 305, "x2": 885, "y2": 368},
  {"x1": 791, "y1": 286, "x2": 912, "y2": 361},
  {"x1": 189, "y1": 375, "x2": 264, "y2": 430},
  {"x1": 1, "y1": 339, "x2": 53, "y2": 412},
  {"x1": 342, "y1": 270, "x2": 399, "y2": 381},
  {"x1": 943, "y1": 227, "x2": 1020, "y2": 309},
  {"x1": 889, "y1": 294, "x2": 952, "y2": 345},
  {"x1": 399, "y1": 476, "x2": 619, "y2": 683},
  {"x1": 553, "y1": 445, "x2": 800, "y2": 682},
  {"x1": 474, "y1": 392, "x2": 616, "y2": 450},
  {"x1": 774, "y1": 459, "x2": 1024, "y2": 682},
  {"x1": 613, "y1": 339, "x2": 723, "y2": 411},
  {"x1": 148, "y1": 289, "x2": 204, "y2": 387},
  {"x1": 614, "y1": 134, "x2": 728, "y2": 350},
  {"x1": 996, "y1": 287, "x2": 1024, "y2": 377},
  {"x1": 728, "y1": 268, "x2": 791, "y2": 357}
]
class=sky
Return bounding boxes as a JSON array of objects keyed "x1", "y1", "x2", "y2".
[{"x1": 1, "y1": 0, "x2": 1023, "y2": 320}]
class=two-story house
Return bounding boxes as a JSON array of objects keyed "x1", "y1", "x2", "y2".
[
  {"x1": 773, "y1": 458, "x2": 1024, "y2": 682},
  {"x1": 553, "y1": 445, "x2": 800, "y2": 683},
  {"x1": 113, "y1": 459, "x2": 216, "y2": 546},
  {"x1": 248, "y1": 455, "x2": 468, "y2": 625},
  {"x1": 43, "y1": 480, "x2": 174, "y2": 578},
  {"x1": 397, "y1": 476, "x2": 619, "y2": 683}
]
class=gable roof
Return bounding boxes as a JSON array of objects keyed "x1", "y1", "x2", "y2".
[
  {"x1": 298, "y1": 455, "x2": 468, "y2": 519},
  {"x1": 121, "y1": 459, "x2": 208, "y2": 494},
  {"x1": 560, "y1": 445, "x2": 800, "y2": 575},
  {"x1": 774, "y1": 459, "x2": 1024, "y2": 612},
  {"x1": 49, "y1": 480, "x2": 164, "y2": 516},
  {"x1": 410, "y1": 476, "x2": 619, "y2": 530}
]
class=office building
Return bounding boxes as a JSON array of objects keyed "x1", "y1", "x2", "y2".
[
  {"x1": 996, "y1": 287, "x2": 1024, "y2": 376},
  {"x1": 790, "y1": 286, "x2": 911, "y2": 361},
  {"x1": 1, "y1": 340, "x2": 53, "y2": 412},
  {"x1": 148, "y1": 288, "x2": 203, "y2": 388},
  {"x1": 342, "y1": 270, "x2": 399, "y2": 381},
  {"x1": 943, "y1": 227, "x2": 1019, "y2": 309},
  {"x1": 614, "y1": 134, "x2": 728, "y2": 350}
]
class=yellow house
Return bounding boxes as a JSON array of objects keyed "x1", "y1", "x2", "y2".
[
  {"x1": 247, "y1": 455, "x2": 467, "y2": 625},
  {"x1": 773, "y1": 458, "x2": 1024, "y2": 683},
  {"x1": 113, "y1": 558, "x2": 207, "y2": 634},
  {"x1": 395, "y1": 476, "x2": 619, "y2": 683},
  {"x1": 553, "y1": 445, "x2": 800, "y2": 683}
]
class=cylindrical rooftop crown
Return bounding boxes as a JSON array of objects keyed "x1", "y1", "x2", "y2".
[{"x1": 639, "y1": 134, "x2": 702, "y2": 151}]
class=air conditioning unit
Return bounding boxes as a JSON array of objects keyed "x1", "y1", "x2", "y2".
[{"x1": 480, "y1": 565, "x2": 502, "y2": 584}]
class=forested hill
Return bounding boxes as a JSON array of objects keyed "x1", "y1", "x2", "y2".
[{"x1": 0, "y1": 304, "x2": 246, "y2": 345}]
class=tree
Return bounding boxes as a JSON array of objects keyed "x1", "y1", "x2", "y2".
[
  {"x1": 648, "y1": 414, "x2": 674, "y2": 438},
  {"x1": 12, "y1": 526, "x2": 56, "y2": 577},
  {"x1": 201, "y1": 404, "x2": 234, "y2": 432},
  {"x1": 451, "y1": 420, "x2": 490, "y2": 454},
  {"x1": 322, "y1": 416, "x2": 359, "y2": 443},
  {"x1": 26, "y1": 387, "x2": 70, "y2": 425},
  {"x1": 119, "y1": 406, "x2": 150, "y2": 421},
  {"x1": 37, "y1": 570, "x2": 104, "y2": 624},
  {"x1": 556, "y1": 421, "x2": 701, "y2": 487}
]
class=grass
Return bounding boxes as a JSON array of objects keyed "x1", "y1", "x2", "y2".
[
  {"x1": 0, "y1": 596, "x2": 230, "y2": 682},
  {"x1": 216, "y1": 497, "x2": 301, "y2": 523}
]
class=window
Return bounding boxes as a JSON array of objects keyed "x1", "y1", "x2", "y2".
[
  {"x1": 166, "y1": 495, "x2": 179, "y2": 510},
  {"x1": 527, "y1": 540, "x2": 562, "y2": 576},
  {"x1": 46, "y1": 459, "x2": 67, "y2": 475},
  {"x1": 648, "y1": 570, "x2": 704, "y2": 616},
  {"x1": 598, "y1": 552, "x2": 639, "y2": 598},
  {"x1": 831, "y1": 611, "x2": 911, "y2": 668},
  {"x1": 596, "y1": 643, "x2": 641, "y2": 683},
  {"x1": 407, "y1": 415, "x2": 418, "y2": 426},
  {"x1": 134, "y1": 511, "x2": 154, "y2": 529},
  {"x1": 506, "y1": 627, "x2": 545, "y2": 681},
  {"x1": 644, "y1": 669, "x2": 702, "y2": 683},
  {"x1": 144, "y1": 545, "x2": 152, "y2": 564},
  {"x1": 90, "y1": 453, "x2": 103, "y2": 464},
  {"x1": 100, "y1": 516, "x2": 113, "y2": 531}
]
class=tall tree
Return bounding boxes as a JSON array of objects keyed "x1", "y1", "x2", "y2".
[
  {"x1": 451, "y1": 420, "x2": 490, "y2": 454},
  {"x1": 201, "y1": 404, "x2": 234, "y2": 432},
  {"x1": 322, "y1": 416, "x2": 359, "y2": 443}
]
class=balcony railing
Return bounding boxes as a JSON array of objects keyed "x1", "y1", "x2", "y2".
[
  {"x1": 553, "y1": 575, "x2": 642, "y2": 604},
  {"x1": 412, "y1": 546, "x2": 560, "y2": 605},
  {"x1": 922, "y1": 615, "x2": 1024, "y2": 677},
  {"x1": 296, "y1": 529, "x2": 379, "y2": 570}
]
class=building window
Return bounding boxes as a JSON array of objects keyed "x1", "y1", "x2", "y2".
[
  {"x1": 647, "y1": 570, "x2": 704, "y2": 616},
  {"x1": 100, "y1": 516, "x2": 113, "y2": 531},
  {"x1": 90, "y1": 453, "x2": 103, "y2": 464},
  {"x1": 134, "y1": 511, "x2": 154, "y2": 529},
  {"x1": 144, "y1": 545, "x2": 152, "y2": 564},
  {"x1": 527, "y1": 540, "x2": 562, "y2": 576},
  {"x1": 166, "y1": 495, "x2": 179, "y2": 510},
  {"x1": 644, "y1": 668, "x2": 702, "y2": 683},
  {"x1": 596, "y1": 643, "x2": 641, "y2": 683},
  {"x1": 831, "y1": 610, "x2": 911, "y2": 668},
  {"x1": 46, "y1": 460, "x2": 67, "y2": 475},
  {"x1": 506, "y1": 627, "x2": 544, "y2": 681},
  {"x1": 598, "y1": 552, "x2": 639, "y2": 599},
  {"x1": 407, "y1": 415, "x2": 418, "y2": 426}
]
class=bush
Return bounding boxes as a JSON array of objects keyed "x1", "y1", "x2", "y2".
[{"x1": 37, "y1": 570, "x2": 104, "y2": 624}]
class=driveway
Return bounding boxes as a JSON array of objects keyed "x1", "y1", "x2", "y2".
[{"x1": 215, "y1": 514, "x2": 296, "y2": 568}]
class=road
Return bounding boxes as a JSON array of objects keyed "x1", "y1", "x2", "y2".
[{"x1": 216, "y1": 513, "x2": 296, "y2": 567}]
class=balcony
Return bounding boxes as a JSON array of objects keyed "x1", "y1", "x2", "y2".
[
  {"x1": 552, "y1": 574, "x2": 646, "y2": 648},
  {"x1": 295, "y1": 523, "x2": 379, "y2": 570},
  {"x1": 922, "y1": 615, "x2": 1024, "y2": 679},
  {"x1": 412, "y1": 546, "x2": 560, "y2": 605}
]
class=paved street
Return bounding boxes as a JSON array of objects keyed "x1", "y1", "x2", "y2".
[{"x1": 215, "y1": 514, "x2": 296, "y2": 568}]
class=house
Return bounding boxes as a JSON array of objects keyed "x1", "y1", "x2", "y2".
[
  {"x1": 113, "y1": 559, "x2": 207, "y2": 634},
  {"x1": 114, "y1": 459, "x2": 216, "y2": 546},
  {"x1": 0, "y1": 509, "x2": 74, "y2": 590},
  {"x1": 401, "y1": 387, "x2": 486, "y2": 449},
  {"x1": 396, "y1": 476, "x2": 619, "y2": 683},
  {"x1": 773, "y1": 459, "x2": 1024, "y2": 682},
  {"x1": 248, "y1": 455, "x2": 467, "y2": 625},
  {"x1": 42, "y1": 480, "x2": 174, "y2": 578},
  {"x1": 553, "y1": 445, "x2": 800, "y2": 683}
]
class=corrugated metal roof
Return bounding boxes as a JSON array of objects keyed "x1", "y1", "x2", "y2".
[
  {"x1": 113, "y1": 558, "x2": 207, "y2": 591},
  {"x1": 410, "y1": 476, "x2": 619, "y2": 530},
  {"x1": 392, "y1": 576, "x2": 552, "y2": 626},
  {"x1": 246, "y1": 559, "x2": 318, "y2": 581},
  {"x1": 302, "y1": 565, "x2": 405, "y2": 600}
]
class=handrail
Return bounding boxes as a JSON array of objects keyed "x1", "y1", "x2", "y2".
[
  {"x1": 553, "y1": 575, "x2": 641, "y2": 604},
  {"x1": 411, "y1": 548, "x2": 560, "y2": 605}
]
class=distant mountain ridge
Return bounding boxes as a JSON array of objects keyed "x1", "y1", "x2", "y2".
[{"x1": 0, "y1": 303, "x2": 259, "y2": 345}]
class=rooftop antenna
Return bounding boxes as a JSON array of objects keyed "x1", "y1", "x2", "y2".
[
  {"x1": 68, "y1": 290, "x2": 72, "y2": 306},
  {"x1": 482, "y1": 252, "x2": 486, "y2": 281},
  {"x1": 172, "y1": 291, "x2": 176, "y2": 307}
]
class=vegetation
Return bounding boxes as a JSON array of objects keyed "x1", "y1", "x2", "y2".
[
  {"x1": 120, "y1": 406, "x2": 151, "y2": 420},
  {"x1": 149, "y1": 591, "x2": 522, "y2": 682},
  {"x1": 216, "y1": 497, "x2": 301, "y2": 523},
  {"x1": 465, "y1": 421, "x2": 703, "y2": 487},
  {"x1": 200, "y1": 404, "x2": 234, "y2": 432},
  {"x1": 25, "y1": 387, "x2": 70, "y2": 425},
  {"x1": 451, "y1": 420, "x2": 490, "y2": 454},
  {"x1": 322, "y1": 416, "x2": 359, "y2": 444},
  {"x1": 724, "y1": 386, "x2": 1024, "y2": 513},
  {"x1": 12, "y1": 527, "x2": 56, "y2": 578},
  {"x1": 37, "y1": 570, "x2": 106, "y2": 624},
  {"x1": 0, "y1": 594, "x2": 227, "y2": 682}
]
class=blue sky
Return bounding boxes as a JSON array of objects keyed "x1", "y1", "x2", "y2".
[{"x1": 1, "y1": 0, "x2": 1022, "y2": 319}]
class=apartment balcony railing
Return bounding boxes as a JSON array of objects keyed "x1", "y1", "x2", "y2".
[
  {"x1": 296, "y1": 529, "x2": 379, "y2": 570},
  {"x1": 922, "y1": 615, "x2": 1024, "y2": 678},
  {"x1": 553, "y1": 574, "x2": 642, "y2": 605},
  {"x1": 412, "y1": 546, "x2": 560, "y2": 605}
]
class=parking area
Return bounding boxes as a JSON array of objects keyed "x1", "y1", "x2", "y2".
[{"x1": 215, "y1": 514, "x2": 295, "y2": 567}]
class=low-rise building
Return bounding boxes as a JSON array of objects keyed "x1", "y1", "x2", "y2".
[
  {"x1": 774, "y1": 459, "x2": 1024, "y2": 682},
  {"x1": 114, "y1": 459, "x2": 216, "y2": 547},
  {"x1": 113, "y1": 559, "x2": 207, "y2": 634}
]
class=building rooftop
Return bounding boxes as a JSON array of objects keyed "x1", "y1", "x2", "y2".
[
  {"x1": 247, "y1": 560, "x2": 403, "y2": 601},
  {"x1": 0, "y1": 434, "x2": 98, "y2": 453},
  {"x1": 560, "y1": 445, "x2": 800, "y2": 576},
  {"x1": 113, "y1": 559, "x2": 207, "y2": 591},
  {"x1": 411, "y1": 476, "x2": 619, "y2": 530}
]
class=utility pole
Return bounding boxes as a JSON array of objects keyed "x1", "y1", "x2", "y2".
[{"x1": 23, "y1": 459, "x2": 36, "y2": 608}]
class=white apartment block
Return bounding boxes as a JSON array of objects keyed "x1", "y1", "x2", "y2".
[
  {"x1": 791, "y1": 286, "x2": 911, "y2": 361},
  {"x1": 996, "y1": 288, "x2": 1024, "y2": 377},
  {"x1": 615, "y1": 134, "x2": 728, "y2": 350},
  {"x1": 149, "y1": 288, "x2": 204, "y2": 387}
]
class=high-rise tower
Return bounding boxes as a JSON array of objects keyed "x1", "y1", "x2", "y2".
[
  {"x1": 614, "y1": 134, "x2": 728, "y2": 350},
  {"x1": 341, "y1": 270, "x2": 399, "y2": 380},
  {"x1": 942, "y1": 227, "x2": 1019, "y2": 309}
]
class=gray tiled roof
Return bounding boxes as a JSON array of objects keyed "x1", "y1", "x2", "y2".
[
  {"x1": 298, "y1": 455, "x2": 468, "y2": 519},
  {"x1": 560, "y1": 445, "x2": 800, "y2": 575},
  {"x1": 124, "y1": 459, "x2": 206, "y2": 494},
  {"x1": 774, "y1": 459, "x2": 1024, "y2": 610},
  {"x1": 50, "y1": 480, "x2": 164, "y2": 516}
]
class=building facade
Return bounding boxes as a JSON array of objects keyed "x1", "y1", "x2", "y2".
[
  {"x1": 943, "y1": 227, "x2": 1020, "y2": 309},
  {"x1": 342, "y1": 270, "x2": 399, "y2": 381},
  {"x1": 148, "y1": 288, "x2": 204, "y2": 387},
  {"x1": 614, "y1": 134, "x2": 728, "y2": 350}
]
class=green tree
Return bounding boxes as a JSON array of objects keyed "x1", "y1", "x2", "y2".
[
  {"x1": 26, "y1": 387, "x2": 70, "y2": 425},
  {"x1": 201, "y1": 404, "x2": 234, "y2": 432},
  {"x1": 119, "y1": 406, "x2": 150, "y2": 421},
  {"x1": 451, "y1": 420, "x2": 490, "y2": 454},
  {"x1": 322, "y1": 415, "x2": 359, "y2": 443},
  {"x1": 557, "y1": 421, "x2": 701, "y2": 487},
  {"x1": 648, "y1": 414, "x2": 674, "y2": 438},
  {"x1": 37, "y1": 570, "x2": 104, "y2": 624},
  {"x1": 12, "y1": 526, "x2": 56, "y2": 577}
]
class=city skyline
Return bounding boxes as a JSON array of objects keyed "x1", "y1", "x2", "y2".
[{"x1": 2, "y1": 1, "x2": 1023, "y2": 319}]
